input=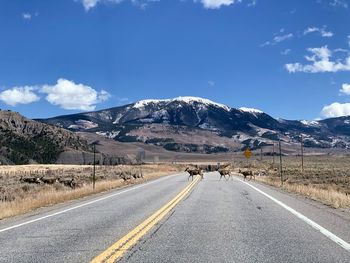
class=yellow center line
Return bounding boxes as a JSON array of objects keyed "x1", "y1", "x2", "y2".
[{"x1": 90, "y1": 175, "x2": 201, "y2": 263}]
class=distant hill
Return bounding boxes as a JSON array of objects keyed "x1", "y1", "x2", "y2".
[
  {"x1": 0, "y1": 110, "x2": 92, "y2": 164},
  {"x1": 37, "y1": 96, "x2": 350, "y2": 154}
]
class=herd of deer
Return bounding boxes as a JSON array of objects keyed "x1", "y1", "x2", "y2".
[
  {"x1": 185, "y1": 164, "x2": 261, "y2": 181},
  {"x1": 18, "y1": 164, "x2": 259, "y2": 188},
  {"x1": 19, "y1": 170, "x2": 144, "y2": 188},
  {"x1": 19, "y1": 176, "x2": 77, "y2": 188}
]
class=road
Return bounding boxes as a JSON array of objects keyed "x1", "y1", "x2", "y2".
[{"x1": 0, "y1": 172, "x2": 349, "y2": 263}]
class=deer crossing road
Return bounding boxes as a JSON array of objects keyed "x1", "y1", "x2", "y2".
[{"x1": 0, "y1": 172, "x2": 349, "y2": 263}]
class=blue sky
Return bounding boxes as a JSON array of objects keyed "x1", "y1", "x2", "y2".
[{"x1": 0, "y1": 0, "x2": 350, "y2": 120}]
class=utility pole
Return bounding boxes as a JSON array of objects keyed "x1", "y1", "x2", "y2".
[
  {"x1": 90, "y1": 140, "x2": 99, "y2": 190},
  {"x1": 272, "y1": 143, "x2": 275, "y2": 166},
  {"x1": 279, "y1": 140, "x2": 283, "y2": 186},
  {"x1": 301, "y1": 134, "x2": 304, "y2": 173},
  {"x1": 93, "y1": 144, "x2": 96, "y2": 190}
]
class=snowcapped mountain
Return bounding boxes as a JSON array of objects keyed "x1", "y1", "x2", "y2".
[{"x1": 37, "y1": 96, "x2": 350, "y2": 154}]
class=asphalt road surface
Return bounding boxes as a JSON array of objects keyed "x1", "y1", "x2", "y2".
[{"x1": 0, "y1": 172, "x2": 349, "y2": 263}]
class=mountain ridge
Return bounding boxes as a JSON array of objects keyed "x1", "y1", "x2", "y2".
[
  {"x1": 36, "y1": 96, "x2": 350, "y2": 154},
  {"x1": 0, "y1": 110, "x2": 92, "y2": 164}
]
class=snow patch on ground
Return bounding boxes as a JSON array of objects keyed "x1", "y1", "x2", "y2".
[
  {"x1": 68, "y1": 119, "x2": 98, "y2": 130},
  {"x1": 96, "y1": 131, "x2": 120, "y2": 139},
  {"x1": 300, "y1": 120, "x2": 320, "y2": 127},
  {"x1": 199, "y1": 122, "x2": 219, "y2": 131}
]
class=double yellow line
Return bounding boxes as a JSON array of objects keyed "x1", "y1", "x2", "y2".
[{"x1": 91, "y1": 175, "x2": 201, "y2": 263}]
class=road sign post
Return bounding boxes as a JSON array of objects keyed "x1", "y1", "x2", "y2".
[
  {"x1": 244, "y1": 149, "x2": 252, "y2": 159},
  {"x1": 244, "y1": 148, "x2": 252, "y2": 168}
]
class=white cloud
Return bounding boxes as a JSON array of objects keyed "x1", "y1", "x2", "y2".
[
  {"x1": 208, "y1": 80, "x2": 215, "y2": 86},
  {"x1": 247, "y1": 0, "x2": 257, "y2": 7},
  {"x1": 321, "y1": 102, "x2": 350, "y2": 118},
  {"x1": 320, "y1": 83, "x2": 350, "y2": 117},
  {"x1": 285, "y1": 46, "x2": 350, "y2": 73},
  {"x1": 303, "y1": 26, "x2": 333, "y2": 38},
  {"x1": 79, "y1": 0, "x2": 242, "y2": 10},
  {"x1": 40, "y1": 78, "x2": 110, "y2": 111},
  {"x1": 22, "y1": 13, "x2": 32, "y2": 20},
  {"x1": 0, "y1": 87, "x2": 40, "y2": 106},
  {"x1": 80, "y1": 0, "x2": 124, "y2": 11},
  {"x1": 340, "y1": 83, "x2": 350, "y2": 95},
  {"x1": 281, "y1": 49, "x2": 291, "y2": 55},
  {"x1": 329, "y1": 0, "x2": 348, "y2": 8},
  {"x1": 261, "y1": 33, "x2": 293, "y2": 47},
  {"x1": 198, "y1": 0, "x2": 238, "y2": 9}
]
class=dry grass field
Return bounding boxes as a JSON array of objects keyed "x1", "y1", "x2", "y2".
[
  {"x1": 1, "y1": 155, "x2": 349, "y2": 220},
  {"x1": 0, "y1": 164, "x2": 183, "y2": 220},
  {"x1": 233, "y1": 155, "x2": 350, "y2": 209}
]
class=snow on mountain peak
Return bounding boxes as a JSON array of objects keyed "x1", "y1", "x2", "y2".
[
  {"x1": 133, "y1": 96, "x2": 231, "y2": 111},
  {"x1": 239, "y1": 107, "x2": 263, "y2": 114},
  {"x1": 300, "y1": 120, "x2": 320, "y2": 127}
]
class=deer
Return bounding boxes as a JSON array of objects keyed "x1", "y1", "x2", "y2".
[
  {"x1": 40, "y1": 177, "x2": 58, "y2": 184},
  {"x1": 120, "y1": 172, "x2": 132, "y2": 182},
  {"x1": 218, "y1": 168, "x2": 232, "y2": 180},
  {"x1": 239, "y1": 169, "x2": 255, "y2": 181},
  {"x1": 20, "y1": 176, "x2": 41, "y2": 184},
  {"x1": 185, "y1": 166, "x2": 204, "y2": 181},
  {"x1": 58, "y1": 177, "x2": 76, "y2": 188}
]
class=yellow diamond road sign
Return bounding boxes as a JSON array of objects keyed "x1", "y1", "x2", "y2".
[{"x1": 244, "y1": 149, "x2": 252, "y2": 159}]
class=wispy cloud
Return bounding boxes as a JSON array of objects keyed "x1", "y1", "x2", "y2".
[
  {"x1": 22, "y1": 13, "x2": 32, "y2": 20},
  {"x1": 303, "y1": 26, "x2": 333, "y2": 37},
  {"x1": 329, "y1": 0, "x2": 348, "y2": 8},
  {"x1": 208, "y1": 80, "x2": 215, "y2": 86},
  {"x1": 281, "y1": 49, "x2": 291, "y2": 55},
  {"x1": 261, "y1": 31, "x2": 293, "y2": 47},
  {"x1": 285, "y1": 46, "x2": 350, "y2": 73},
  {"x1": 78, "y1": 0, "x2": 245, "y2": 11},
  {"x1": 22, "y1": 12, "x2": 39, "y2": 20}
]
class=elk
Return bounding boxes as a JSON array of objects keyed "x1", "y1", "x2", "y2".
[
  {"x1": 185, "y1": 166, "x2": 203, "y2": 181},
  {"x1": 239, "y1": 169, "x2": 255, "y2": 181}
]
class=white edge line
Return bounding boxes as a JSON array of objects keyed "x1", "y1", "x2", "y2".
[
  {"x1": 0, "y1": 173, "x2": 181, "y2": 233},
  {"x1": 237, "y1": 178, "x2": 350, "y2": 251}
]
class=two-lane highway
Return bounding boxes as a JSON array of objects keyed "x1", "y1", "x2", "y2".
[
  {"x1": 0, "y1": 173, "x2": 192, "y2": 263},
  {"x1": 0, "y1": 172, "x2": 349, "y2": 262}
]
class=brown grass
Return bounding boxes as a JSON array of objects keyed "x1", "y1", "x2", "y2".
[
  {"x1": 232, "y1": 155, "x2": 350, "y2": 208},
  {"x1": 255, "y1": 176, "x2": 350, "y2": 208},
  {"x1": 0, "y1": 164, "x2": 181, "y2": 220}
]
